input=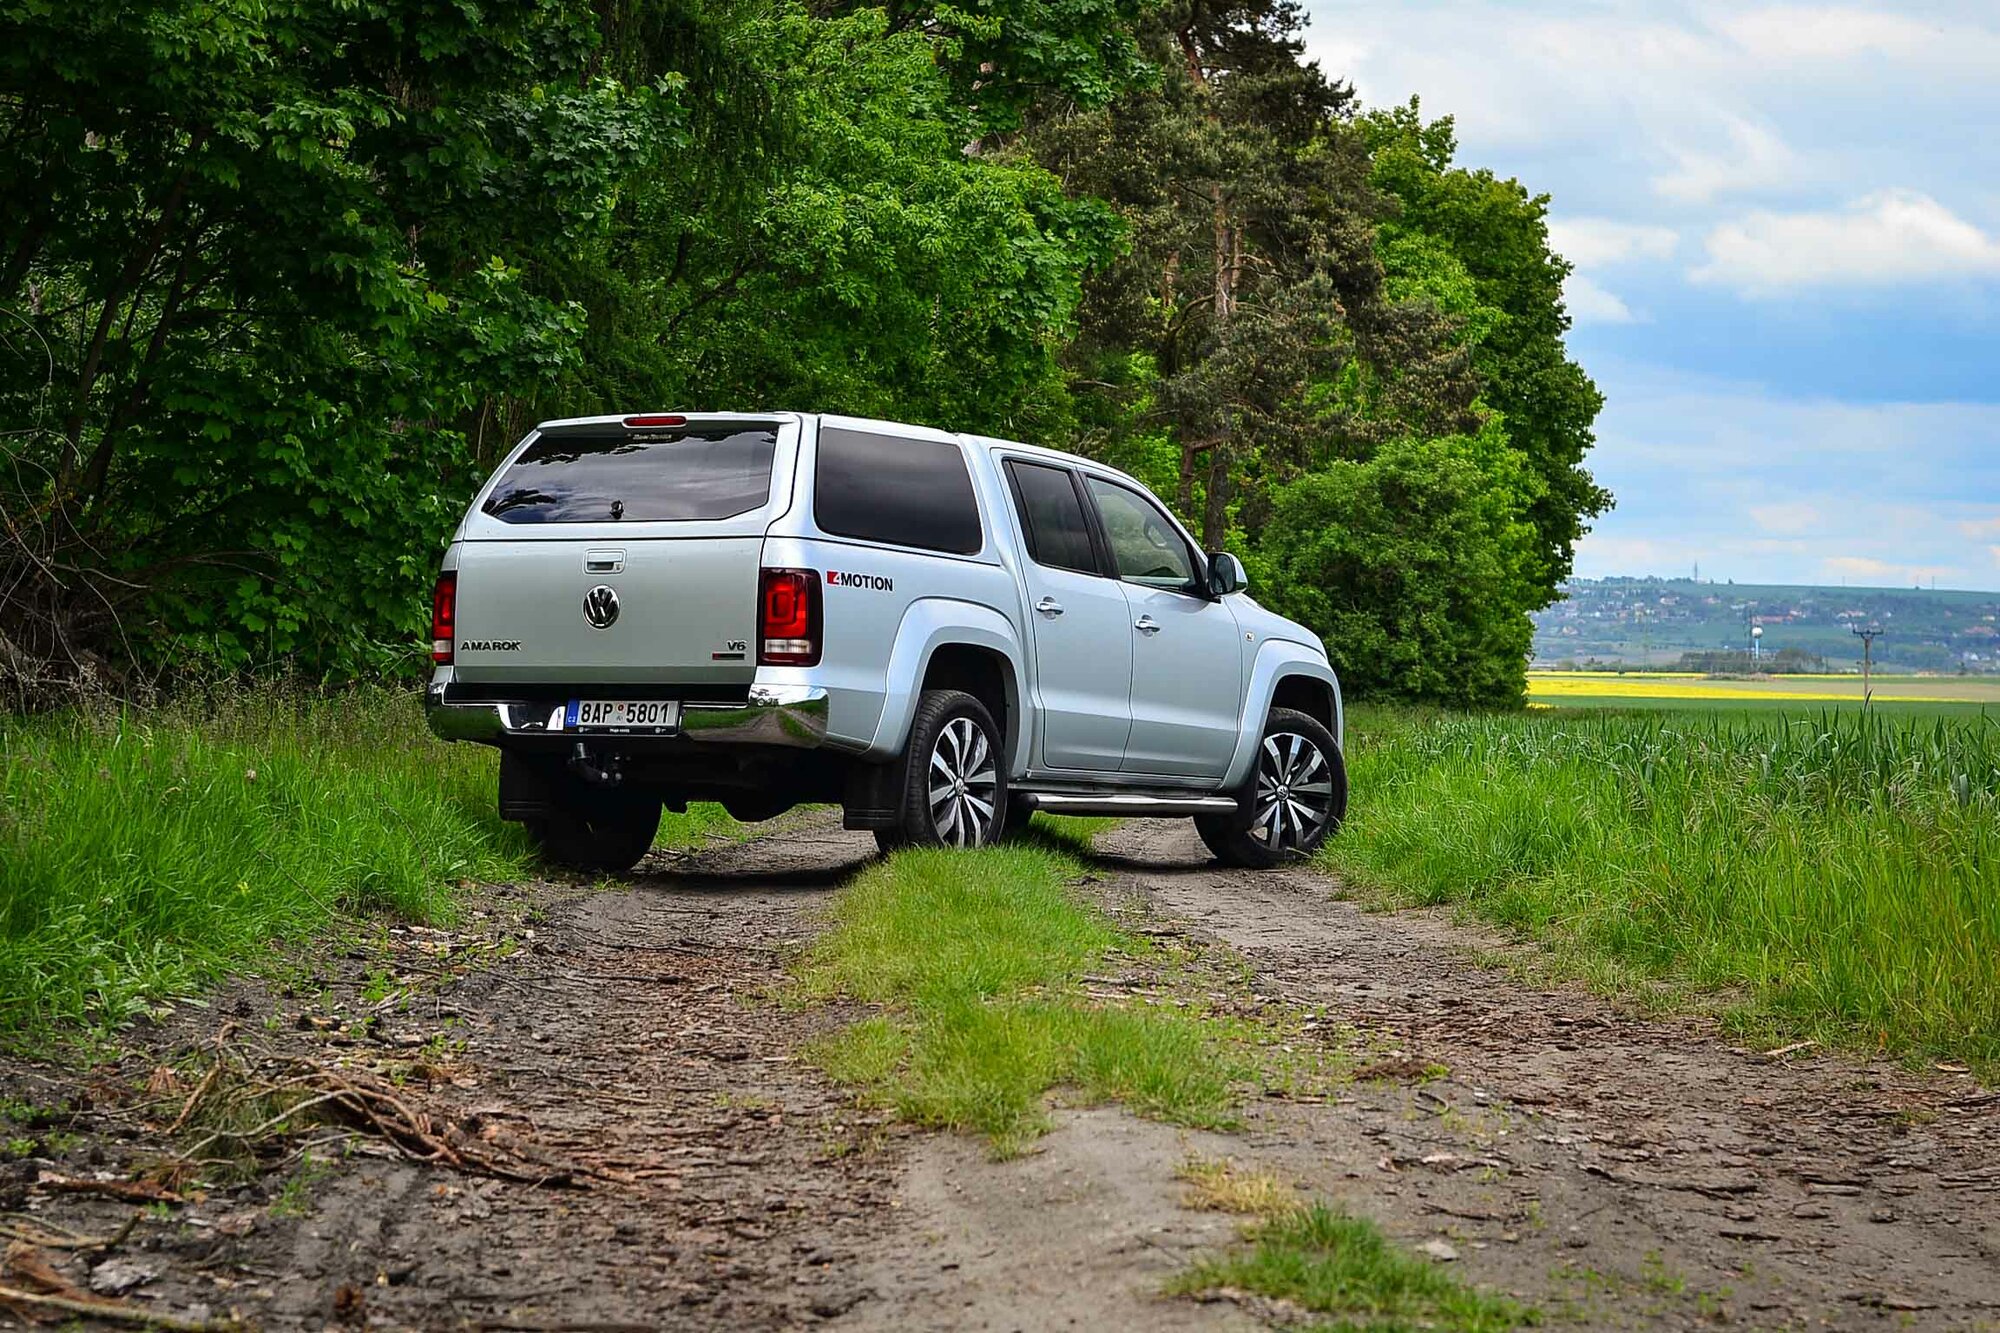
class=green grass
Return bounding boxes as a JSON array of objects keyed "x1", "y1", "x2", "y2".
[
  {"x1": 1172, "y1": 1203, "x2": 1533, "y2": 1331},
  {"x1": 0, "y1": 686, "x2": 728, "y2": 1040},
  {"x1": 800, "y1": 822, "x2": 1243, "y2": 1154},
  {"x1": 1325, "y1": 705, "x2": 2000, "y2": 1068}
]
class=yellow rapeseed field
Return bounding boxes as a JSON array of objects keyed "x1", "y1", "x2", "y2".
[{"x1": 1525, "y1": 672, "x2": 1998, "y2": 705}]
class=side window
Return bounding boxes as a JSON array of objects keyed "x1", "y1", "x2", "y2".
[
  {"x1": 1005, "y1": 460, "x2": 1098, "y2": 575},
  {"x1": 814, "y1": 427, "x2": 983, "y2": 554},
  {"x1": 1084, "y1": 477, "x2": 1199, "y2": 593}
]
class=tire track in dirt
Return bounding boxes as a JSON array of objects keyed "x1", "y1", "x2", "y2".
[
  {"x1": 258, "y1": 815, "x2": 902, "y2": 1330},
  {"x1": 3, "y1": 815, "x2": 906, "y2": 1330},
  {"x1": 1079, "y1": 818, "x2": 2000, "y2": 1329}
]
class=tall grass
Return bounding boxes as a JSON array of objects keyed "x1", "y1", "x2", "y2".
[
  {"x1": 0, "y1": 688, "x2": 529, "y2": 1038},
  {"x1": 1327, "y1": 707, "x2": 2000, "y2": 1064}
]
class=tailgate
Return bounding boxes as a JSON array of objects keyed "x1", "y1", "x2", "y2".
[
  {"x1": 448, "y1": 416, "x2": 792, "y2": 688},
  {"x1": 451, "y1": 537, "x2": 762, "y2": 686}
]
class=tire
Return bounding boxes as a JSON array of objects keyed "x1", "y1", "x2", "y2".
[
  {"x1": 874, "y1": 689, "x2": 1009, "y2": 853},
  {"x1": 531, "y1": 800, "x2": 661, "y2": 875},
  {"x1": 1195, "y1": 707, "x2": 1347, "y2": 869}
]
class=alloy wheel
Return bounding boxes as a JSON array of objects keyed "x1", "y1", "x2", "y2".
[
  {"x1": 1250, "y1": 731, "x2": 1336, "y2": 853},
  {"x1": 928, "y1": 716, "x2": 999, "y2": 847}
]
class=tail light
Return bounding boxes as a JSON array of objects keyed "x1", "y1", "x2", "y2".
[
  {"x1": 758, "y1": 568, "x2": 821, "y2": 666},
  {"x1": 430, "y1": 572, "x2": 457, "y2": 664}
]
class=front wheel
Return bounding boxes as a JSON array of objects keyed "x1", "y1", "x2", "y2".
[
  {"x1": 875, "y1": 689, "x2": 1008, "y2": 853},
  {"x1": 1196, "y1": 707, "x2": 1346, "y2": 869}
]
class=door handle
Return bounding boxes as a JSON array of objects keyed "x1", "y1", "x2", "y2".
[
  {"x1": 1134, "y1": 615, "x2": 1161, "y2": 635},
  {"x1": 1036, "y1": 597, "x2": 1065, "y2": 617}
]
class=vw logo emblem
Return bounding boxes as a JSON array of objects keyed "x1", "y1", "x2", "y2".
[{"x1": 582, "y1": 584, "x2": 620, "y2": 630}]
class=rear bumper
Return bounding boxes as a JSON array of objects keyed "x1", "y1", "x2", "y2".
[{"x1": 424, "y1": 680, "x2": 830, "y2": 749}]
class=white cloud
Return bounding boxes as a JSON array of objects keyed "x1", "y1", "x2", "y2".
[
  {"x1": 1547, "y1": 218, "x2": 1679, "y2": 268},
  {"x1": 1959, "y1": 516, "x2": 2000, "y2": 539},
  {"x1": 1716, "y1": 6, "x2": 1948, "y2": 61},
  {"x1": 1749, "y1": 501, "x2": 1822, "y2": 535},
  {"x1": 1570, "y1": 535, "x2": 1687, "y2": 573},
  {"x1": 1564, "y1": 273, "x2": 1639, "y2": 325},
  {"x1": 1692, "y1": 189, "x2": 2000, "y2": 294},
  {"x1": 1714, "y1": 5, "x2": 2000, "y2": 72},
  {"x1": 1822, "y1": 555, "x2": 1964, "y2": 585},
  {"x1": 1653, "y1": 117, "x2": 1803, "y2": 204}
]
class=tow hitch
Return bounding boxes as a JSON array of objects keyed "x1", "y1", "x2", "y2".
[{"x1": 567, "y1": 742, "x2": 625, "y2": 788}]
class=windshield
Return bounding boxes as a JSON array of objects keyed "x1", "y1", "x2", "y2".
[{"x1": 481, "y1": 423, "x2": 779, "y2": 524}]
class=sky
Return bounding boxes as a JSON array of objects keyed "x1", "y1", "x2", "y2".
[{"x1": 1302, "y1": 0, "x2": 2000, "y2": 591}]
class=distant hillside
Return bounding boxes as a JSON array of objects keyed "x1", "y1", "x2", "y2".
[{"x1": 1532, "y1": 578, "x2": 2000, "y2": 673}]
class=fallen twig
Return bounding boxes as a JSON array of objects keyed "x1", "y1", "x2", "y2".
[
  {"x1": 168, "y1": 1046, "x2": 588, "y2": 1187},
  {"x1": 0, "y1": 1211, "x2": 139, "y2": 1252},
  {"x1": 33, "y1": 1173, "x2": 181, "y2": 1205},
  {"x1": 0, "y1": 1281, "x2": 238, "y2": 1330}
]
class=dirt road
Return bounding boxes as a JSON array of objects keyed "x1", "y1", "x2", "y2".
[{"x1": 4, "y1": 815, "x2": 1995, "y2": 1331}]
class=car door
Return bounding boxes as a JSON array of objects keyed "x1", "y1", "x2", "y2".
[
  {"x1": 1080, "y1": 475, "x2": 1242, "y2": 780},
  {"x1": 1002, "y1": 459, "x2": 1133, "y2": 772}
]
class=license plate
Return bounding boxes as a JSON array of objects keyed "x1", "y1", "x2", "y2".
[{"x1": 565, "y1": 699, "x2": 681, "y2": 733}]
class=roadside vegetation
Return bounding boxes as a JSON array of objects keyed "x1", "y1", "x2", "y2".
[
  {"x1": 1328, "y1": 705, "x2": 2000, "y2": 1067},
  {"x1": 1173, "y1": 1156, "x2": 1534, "y2": 1331},
  {"x1": 798, "y1": 825, "x2": 1251, "y2": 1155},
  {"x1": 0, "y1": 687, "x2": 728, "y2": 1041}
]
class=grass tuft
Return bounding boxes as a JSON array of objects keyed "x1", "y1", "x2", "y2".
[
  {"x1": 801, "y1": 820, "x2": 1242, "y2": 1154},
  {"x1": 1178, "y1": 1155, "x2": 1298, "y2": 1215},
  {"x1": 1173, "y1": 1202, "x2": 1535, "y2": 1331}
]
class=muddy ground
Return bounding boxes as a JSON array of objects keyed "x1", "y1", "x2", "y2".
[{"x1": 1, "y1": 813, "x2": 1995, "y2": 1331}]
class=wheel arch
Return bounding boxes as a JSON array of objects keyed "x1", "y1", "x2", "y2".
[
  {"x1": 868, "y1": 600, "x2": 1031, "y2": 774},
  {"x1": 1221, "y1": 642, "x2": 1344, "y2": 790}
]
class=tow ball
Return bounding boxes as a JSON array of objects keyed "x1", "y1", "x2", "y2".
[{"x1": 567, "y1": 742, "x2": 625, "y2": 788}]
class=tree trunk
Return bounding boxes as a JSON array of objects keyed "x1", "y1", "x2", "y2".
[
  {"x1": 1201, "y1": 447, "x2": 1229, "y2": 550},
  {"x1": 1178, "y1": 28, "x2": 1236, "y2": 541}
]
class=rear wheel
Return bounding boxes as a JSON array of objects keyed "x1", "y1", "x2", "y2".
[
  {"x1": 531, "y1": 800, "x2": 661, "y2": 875},
  {"x1": 1196, "y1": 707, "x2": 1346, "y2": 869},
  {"x1": 875, "y1": 689, "x2": 1008, "y2": 854}
]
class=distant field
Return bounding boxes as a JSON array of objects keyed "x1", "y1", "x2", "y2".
[{"x1": 1528, "y1": 671, "x2": 2000, "y2": 712}]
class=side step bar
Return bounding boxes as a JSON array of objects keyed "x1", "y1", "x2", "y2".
[{"x1": 1016, "y1": 791, "x2": 1239, "y2": 818}]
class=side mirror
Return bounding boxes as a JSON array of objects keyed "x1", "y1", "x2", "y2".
[{"x1": 1208, "y1": 552, "x2": 1247, "y2": 596}]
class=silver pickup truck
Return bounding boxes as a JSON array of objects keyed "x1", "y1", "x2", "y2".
[{"x1": 425, "y1": 412, "x2": 1346, "y2": 873}]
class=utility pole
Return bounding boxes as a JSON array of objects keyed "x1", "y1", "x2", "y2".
[{"x1": 1851, "y1": 623, "x2": 1883, "y2": 708}]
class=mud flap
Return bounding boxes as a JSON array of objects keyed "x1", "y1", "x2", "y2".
[
  {"x1": 498, "y1": 749, "x2": 560, "y2": 823},
  {"x1": 840, "y1": 759, "x2": 901, "y2": 830}
]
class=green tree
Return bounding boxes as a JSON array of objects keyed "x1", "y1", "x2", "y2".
[
  {"x1": 1257, "y1": 424, "x2": 1542, "y2": 707},
  {"x1": 1360, "y1": 99, "x2": 1610, "y2": 601},
  {"x1": 1024, "y1": 0, "x2": 1482, "y2": 548},
  {"x1": 548, "y1": 8, "x2": 1122, "y2": 441},
  {"x1": 0, "y1": 0, "x2": 681, "y2": 687}
]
